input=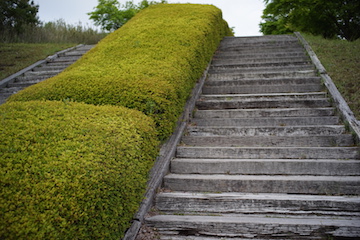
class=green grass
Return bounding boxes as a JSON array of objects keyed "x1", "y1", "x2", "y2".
[
  {"x1": 303, "y1": 34, "x2": 360, "y2": 119},
  {"x1": 0, "y1": 43, "x2": 74, "y2": 80}
]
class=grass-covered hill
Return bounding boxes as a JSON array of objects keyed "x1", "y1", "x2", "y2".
[{"x1": 1, "y1": 4, "x2": 232, "y2": 239}]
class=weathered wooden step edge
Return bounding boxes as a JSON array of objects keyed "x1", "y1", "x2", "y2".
[
  {"x1": 155, "y1": 192, "x2": 360, "y2": 215},
  {"x1": 146, "y1": 214, "x2": 360, "y2": 239},
  {"x1": 171, "y1": 158, "x2": 360, "y2": 175}
]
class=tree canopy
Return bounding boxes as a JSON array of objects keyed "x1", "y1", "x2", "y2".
[
  {"x1": 0, "y1": 0, "x2": 39, "y2": 34},
  {"x1": 88, "y1": 0, "x2": 167, "y2": 32},
  {"x1": 260, "y1": 0, "x2": 360, "y2": 41}
]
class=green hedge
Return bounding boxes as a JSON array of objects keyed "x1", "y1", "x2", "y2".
[
  {"x1": 0, "y1": 101, "x2": 159, "y2": 239},
  {"x1": 8, "y1": 4, "x2": 232, "y2": 140}
]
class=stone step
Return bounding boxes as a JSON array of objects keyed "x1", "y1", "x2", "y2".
[
  {"x1": 186, "y1": 125, "x2": 346, "y2": 137},
  {"x1": 164, "y1": 174, "x2": 360, "y2": 195},
  {"x1": 202, "y1": 84, "x2": 324, "y2": 94},
  {"x1": 176, "y1": 146, "x2": 360, "y2": 159},
  {"x1": 181, "y1": 135, "x2": 354, "y2": 147},
  {"x1": 208, "y1": 70, "x2": 317, "y2": 80},
  {"x1": 196, "y1": 98, "x2": 331, "y2": 110},
  {"x1": 194, "y1": 107, "x2": 335, "y2": 118},
  {"x1": 146, "y1": 214, "x2": 360, "y2": 239},
  {"x1": 171, "y1": 159, "x2": 360, "y2": 176},
  {"x1": 155, "y1": 192, "x2": 360, "y2": 216},
  {"x1": 205, "y1": 77, "x2": 321, "y2": 86}
]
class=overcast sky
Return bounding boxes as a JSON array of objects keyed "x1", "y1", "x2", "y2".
[{"x1": 34, "y1": 0, "x2": 265, "y2": 37}]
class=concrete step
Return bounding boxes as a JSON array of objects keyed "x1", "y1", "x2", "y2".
[
  {"x1": 171, "y1": 159, "x2": 360, "y2": 176},
  {"x1": 181, "y1": 135, "x2": 354, "y2": 147},
  {"x1": 191, "y1": 116, "x2": 339, "y2": 127},
  {"x1": 164, "y1": 174, "x2": 360, "y2": 195},
  {"x1": 155, "y1": 192, "x2": 360, "y2": 216},
  {"x1": 146, "y1": 214, "x2": 360, "y2": 239},
  {"x1": 194, "y1": 107, "x2": 335, "y2": 118},
  {"x1": 196, "y1": 98, "x2": 331, "y2": 110},
  {"x1": 176, "y1": 146, "x2": 360, "y2": 159},
  {"x1": 208, "y1": 70, "x2": 317, "y2": 80},
  {"x1": 218, "y1": 45, "x2": 305, "y2": 53},
  {"x1": 186, "y1": 125, "x2": 346, "y2": 137}
]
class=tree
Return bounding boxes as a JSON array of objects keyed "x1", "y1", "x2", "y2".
[
  {"x1": 88, "y1": 0, "x2": 167, "y2": 32},
  {"x1": 260, "y1": 0, "x2": 360, "y2": 41},
  {"x1": 0, "y1": 0, "x2": 39, "y2": 34}
]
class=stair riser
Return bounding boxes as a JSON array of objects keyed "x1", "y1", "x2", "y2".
[
  {"x1": 196, "y1": 99, "x2": 331, "y2": 110},
  {"x1": 208, "y1": 71, "x2": 317, "y2": 80},
  {"x1": 202, "y1": 85, "x2": 324, "y2": 94},
  {"x1": 187, "y1": 126, "x2": 346, "y2": 137},
  {"x1": 181, "y1": 135, "x2": 354, "y2": 147},
  {"x1": 192, "y1": 116, "x2": 339, "y2": 127},
  {"x1": 194, "y1": 108, "x2": 335, "y2": 118},
  {"x1": 213, "y1": 52, "x2": 307, "y2": 60},
  {"x1": 208, "y1": 65, "x2": 314, "y2": 74},
  {"x1": 164, "y1": 176, "x2": 360, "y2": 195},
  {"x1": 212, "y1": 57, "x2": 309, "y2": 65},
  {"x1": 171, "y1": 159, "x2": 360, "y2": 176},
  {"x1": 176, "y1": 147, "x2": 360, "y2": 159},
  {"x1": 156, "y1": 193, "x2": 360, "y2": 215},
  {"x1": 204, "y1": 78, "x2": 321, "y2": 86},
  {"x1": 146, "y1": 215, "x2": 360, "y2": 239}
]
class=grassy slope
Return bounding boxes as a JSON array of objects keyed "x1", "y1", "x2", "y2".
[
  {"x1": 0, "y1": 43, "x2": 74, "y2": 80},
  {"x1": 302, "y1": 34, "x2": 360, "y2": 120}
]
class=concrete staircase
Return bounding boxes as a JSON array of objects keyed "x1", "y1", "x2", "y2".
[
  {"x1": 145, "y1": 35, "x2": 360, "y2": 239},
  {"x1": 0, "y1": 44, "x2": 94, "y2": 105}
]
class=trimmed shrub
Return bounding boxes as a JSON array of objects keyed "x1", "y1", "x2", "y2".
[
  {"x1": 8, "y1": 4, "x2": 233, "y2": 140},
  {"x1": 0, "y1": 101, "x2": 159, "y2": 239}
]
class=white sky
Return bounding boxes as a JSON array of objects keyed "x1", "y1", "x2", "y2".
[{"x1": 34, "y1": 0, "x2": 265, "y2": 36}]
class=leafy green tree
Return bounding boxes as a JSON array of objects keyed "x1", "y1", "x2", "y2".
[
  {"x1": 260, "y1": 0, "x2": 360, "y2": 41},
  {"x1": 88, "y1": 0, "x2": 167, "y2": 32},
  {"x1": 0, "y1": 0, "x2": 39, "y2": 34}
]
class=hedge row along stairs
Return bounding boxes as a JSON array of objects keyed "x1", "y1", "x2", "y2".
[
  {"x1": 145, "y1": 35, "x2": 360, "y2": 239},
  {"x1": 0, "y1": 45, "x2": 94, "y2": 105}
]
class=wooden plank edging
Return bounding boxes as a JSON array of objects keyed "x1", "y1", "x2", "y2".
[{"x1": 295, "y1": 32, "x2": 360, "y2": 141}]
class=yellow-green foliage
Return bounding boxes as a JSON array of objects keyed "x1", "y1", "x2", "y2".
[
  {"x1": 0, "y1": 101, "x2": 159, "y2": 239},
  {"x1": 8, "y1": 4, "x2": 232, "y2": 139}
]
